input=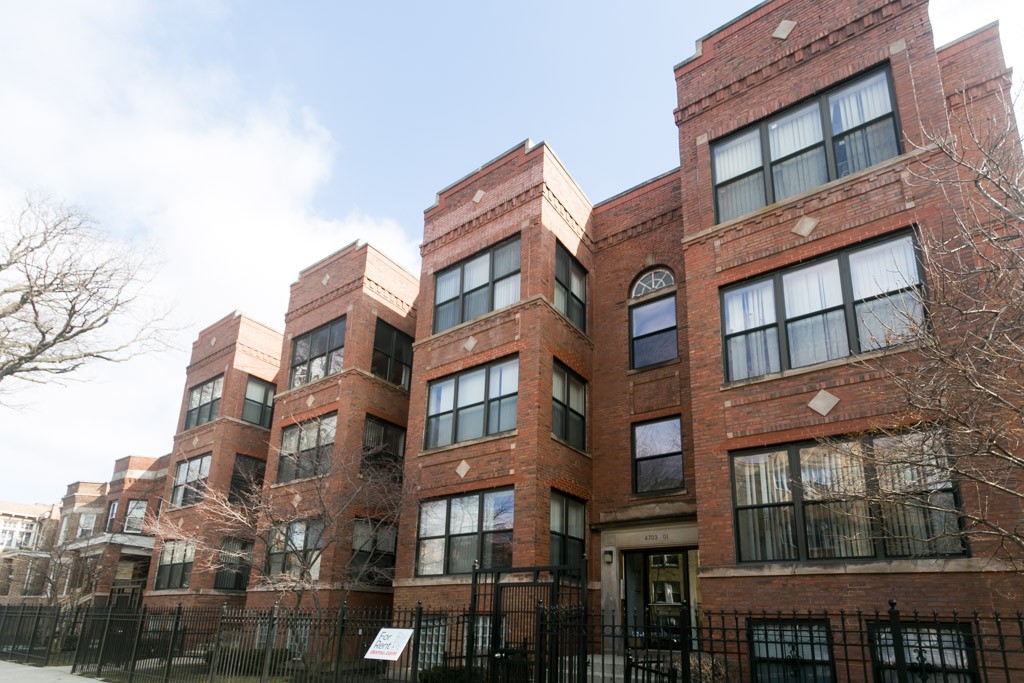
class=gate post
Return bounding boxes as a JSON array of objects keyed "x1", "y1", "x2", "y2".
[
  {"x1": 332, "y1": 603, "x2": 347, "y2": 683},
  {"x1": 679, "y1": 601, "x2": 692, "y2": 683},
  {"x1": 468, "y1": 563, "x2": 479, "y2": 674},
  {"x1": 127, "y1": 606, "x2": 148, "y2": 683},
  {"x1": 411, "y1": 602, "x2": 423, "y2": 680},
  {"x1": 534, "y1": 600, "x2": 546, "y2": 683},
  {"x1": 887, "y1": 599, "x2": 909, "y2": 683}
]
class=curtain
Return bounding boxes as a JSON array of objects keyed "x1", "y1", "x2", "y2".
[{"x1": 829, "y1": 71, "x2": 892, "y2": 134}]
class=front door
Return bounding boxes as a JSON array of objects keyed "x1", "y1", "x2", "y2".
[{"x1": 623, "y1": 548, "x2": 699, "y2": 648}]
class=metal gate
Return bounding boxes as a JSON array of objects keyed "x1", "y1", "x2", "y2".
[{"x1": 469, "y1": 563, "x2": 587, "y2": 683}]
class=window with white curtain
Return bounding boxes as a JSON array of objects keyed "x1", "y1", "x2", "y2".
[
  {"x1": 732, "y1": 433, "x2": 963, "y2": 563},
  {"x1": 722, "y1": 232, "x2": 922, "y2": 382},
  {"x1": 713, "y1": 68, "x2": 899, "y2": 222},
  {"x1": 433, "y1": 237, "x2": 521, "y2": 333}
]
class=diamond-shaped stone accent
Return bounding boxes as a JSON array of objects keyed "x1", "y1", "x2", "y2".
[
  {"x1": 464, "y1": 336, "x2": 478, "y2": 352},
  {"x1": 192, "y1": 436, "x2": 199, "y2": 447},
  {"x1": 472, "y1": 190, "x2": 485, "y2": 204},
  {"x1": 808, "y1": 389, "x2": 840, "y2": 416},
  {"x1": 322, "y1": 273, "x2": 330, "y2": 286},
  {"x1": 306, "y1": 395, "x2": 315, "y2": 408},
  {"x1": 792, "y1": 216, "x2": 819, "y2": 237},
  {"x1": 456, "y1": 460, "x2": 471, "y2": 479},
  {"x1": 209, "y1": 336, "x2": 216, "y2": 346},
  {"x1": 772, "y1": 19, "x2": 796, "y2": 40}
]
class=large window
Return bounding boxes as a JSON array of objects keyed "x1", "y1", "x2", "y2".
[
  {"x1": 229, "y1": 455, "x2": 266, "y2": 504},
  {"x1": 434, "y1": 238, "x2": 521, "y2": 333},
  {"x1": 732, "y1": 433, "x2": 963, "y2": 563},
  {"x1": 289, "y1": 317, "x2": 346, "y2": 389},
  {"x1": 362, "y1": 415, "x2": 406, "y2": 468},
  {"x1": 549, "y1": 491, "x2": 585, "y2": 566},
  {"x1": 749, "y1": 620, "x2": 835, "y2": 682},
  {"x1": 154, "y1": 540, "x2": 194, "y2": 590},
  {"x1": 267, "y1": 518, "x2": 324, "y2": 581},
  {"x1": 214, "y1": 538, "x2": 253, "y2": 590},
  {"x1": 278, "y1": 414, "x2": 336, "y2": 483},
  {"x1": 630, "y1": 268, "x2": 678, "y2": 370},
  {"x1": 723, "y1": 233, "x2": 922, "y2": 382},
  {"x1": 555, "y1": 243, "x2": 587, "y2": 331},
  {"x1": 184, "y1": 375, "x2": 223, "y2": 430},
  {"x1": 633, "y1": 416, "x2": 684, "y2": 493},
  {"x1": 242, "y1": 376, "x2": 275, "y2": 428},
  {"x1": 123, "y1": 500, "x2": 147, "y2": 534},
  {"x1": 871, "y1": 622, "x2": 977, "y2": 682},
  {"x1": 172, "y1": 454, "x2": 211, "y2": 507},
  {"x1": 713, "y1": 68, "x2": 900, "y2": 222},
  {"x1": 425, "y1": 358, "x2": 518, "y2": 449},
  {"x1": 552, "y1": 361, "x2": 586, "y2": 450},
  {"x1": 416, "y1": 489, "x2": 514, "y2": 575},
  {"x1": 352, "y1": 518, "x2": 397, "y2": 586},
  {"x1": 77, "y1": 514, "x2": 96, "y2": 539},
  {"x1": 371, "y1": 320, "x2": 413, "y2": 390}
]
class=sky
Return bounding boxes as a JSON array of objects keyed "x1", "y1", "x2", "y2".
[{"x1": 0, "y1": 0, "x2": 1021, "y2": 505}]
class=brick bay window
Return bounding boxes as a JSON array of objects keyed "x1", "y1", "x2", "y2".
[
  {"x1": 267, "y1": 518, "x2": 324, "y2": 580},
  {"x1": 289, "y1": 317, "x2": 346, "y2": 389},
  {"x1": 277, "y1": 413, "x2": 336, "y2": 483},
  {"x1": 154, "y1": 540, "x2": 194, "y2": 590},
  {"x1": 732, "y1": 432, "x2": 963, "y2": 563},
  {"x1": 552, "y1": 360, "x2": 586, "y2": 450},
  {"x1": 371, "y1": 319, "x2": 413, "y2": 390},
  {"x1": 171, "y1": 453, "x2": 211, "y2": 506},
  {"x1": 433, "y1": 237, "x2": 520, "y2": 334},
  {"x1": 713, "y1": 67, "x2": 900, "y2": 223},
  {"x1": 416, "y1": 488, "x2": 514, "y2": 575},
  {"x1": 184, "y1": 375, "x2": 223, "y2": 429},
  {"x1": 425, "y1": 357, "x2": 518, "y2": 449},
  {"x1": 242, "y1": 376, "x2": 275, "y2": 428},
  {"x1": 630, "y1": 268, "x2": 678, "y2": 369},
  {"x1": 555, "y1": 242, "x2": 587, "y2": 331},
  {"x1": 722, "y1": 232, "x2": 922, "y2": 382},
  {"x1": 632, "y1": 416, "x2": 684, "y2": 493},
  {"x1": 549, "y1": 491, "x2": 585, "y2": 566}
]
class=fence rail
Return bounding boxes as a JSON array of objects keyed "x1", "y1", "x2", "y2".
[{"x1": 1, "y1": 600, "x2": 1023, "y2": 682}]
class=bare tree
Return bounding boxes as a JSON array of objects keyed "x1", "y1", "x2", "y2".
[{"x1": 0, "y1": 197, "x2": 162, "y2": 390}]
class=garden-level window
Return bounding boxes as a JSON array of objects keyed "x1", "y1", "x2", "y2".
[
  {"x1": 171, "y1": 454, "x2": 211, "y2": 507},
  {"x1": 155, "y1": 540, "x2": 194, "y2": 590},
  {"x1": 242, "y1": 376, "x2": 275, "y2": 428},
  {"x1": 713, "y1": 68, "x2": 900, "y2": 222},
  {"x1": 184, "y1": 375, "x2": 223, "y2": 429},
  {"x1": 416, "y1": 489, "x2": 514, "y2": 575},
  {"x1": 722, "y1": 232, "x2": 922, "y2": 382},
  {"x1": 552, "y1": 360, "x2": 586, "y2": 450},
  {"x1": 371, "y1": 319, "x2": 413, "y2": 390},
  {"x1": 633, "y1": 416, "x2": 684, "y2": 493},
  {"x1": 278, "y1": 414, "x2": 336, "y2": 483},
  {"x1": 871, "y1": 622, "x2": 977, "y2": 681},
  {"x1": 434, "y1": 237, "x2": 521, "y2": 333},
  {"x1": 549, "y1": 491, "x2": 585, "y2": 566},
  {"x1": 289, "y1": 317, "x2": 346, "y2": 389},
  {"x1": 555, "y1": 242, "x2": 587, "y2": 331},
  {"x1": 425, "y1": 357, "x2": 518, "y2": 448},
  {"x1": 732, "y1": 432, "x2": 963, "y2": 563},
  {"x1": 750, "y1": 620, "x2": 835, "y2": 682}
]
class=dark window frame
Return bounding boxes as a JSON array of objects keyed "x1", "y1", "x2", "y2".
[
  {"x1": 632, "y1": 415, "x2": 685, "y2": 494},
  {"x1": 415, "y1": 488, "x2": 514, "y2": 576},
  {"x1": 184, "y1": 375, "x2": 223, "y2": 430},
  {"x1": 242, "y1": 376, "x2": 275, "y2": 428},
  {"x1": 154, "y1": 540, "x2": 194, "y2": 590},
  {"x1": 229, "y1": 454, "x2": 266, "y2": 505},
  {"x1": 266, "y1": 518, "x2": 324, "y2": 581},
  {"x1": 289, "y1": 317, "x2": 346, "y2": 389},
  {"x1": 748, "y1": 619, "x2": 837, "y2": 683},
  {"x1": 362, "y1": 415, "x2": 406, "y2": 469},
  {"x1": 277, "y1": 413, "x2": 336, "y2": 483},
  {"x1": 171, "y1": 453, "x2": 211, "y2": 507},
  {"x1": 555, "y1": 242, "x2": 587, "y2": 331},
  {"x1": 214, "y1": 538, "x2": 253, "y2": 591},
  {"x1": 549, "y1": 491, "x2": 585, "y2": 566},
  {"x1": 552, "y1": 360, "x2": 586, "y2": 451},
  {"x1": 371, "y1": 319, "x2": 413, "y2": 390},
  {"x1": 869, "y1": 620, "x2": 979, "y2": 682},
  {"x1": 721, "y1": 231, "x2": 923, "y2": 382},
  {"x1": 425, "y1": 357, "x2": 518, "y2": 449},
  {"x1": 351, "y1": 518, "x2": 397, "y2": 586},
  {"x1": 630, "y1": 294, "x2": 679, "y2": 370},
  {"x1": 433, "y1": 236, "x2": 521, "y2": 334},
  {"x1": 712, "y1": 66, "x2": 902, "y2": 223}
]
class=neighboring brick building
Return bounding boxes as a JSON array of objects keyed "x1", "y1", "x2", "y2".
[{"x1": 0, "y1": 502, "x2": 59, "y2": 605}]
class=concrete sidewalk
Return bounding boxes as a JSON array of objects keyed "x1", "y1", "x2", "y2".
[{"x1": 0, "y1": 661, "x2": 79, "y2": 681}]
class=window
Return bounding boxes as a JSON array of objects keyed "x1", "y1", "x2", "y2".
[
  {"x1": 749, "y1": 620, "x2": 835, "y2": 682},
  {"x1": 633, "y1": 416, "x2": 684, "y2": 493},
  {"x1": 630, "y1": 268, "x2": 678, "y2": 370},
  {"x1": 267, "y1": 518, "x2": 324, "y2": 581},
  {"x1": 214, "y1": 538, "x2": 253, "y2": 590},
  {"x1": 242, "y1": 377, "x2": 275, "y2": 428},
  {"x1": 154, "y1": 540, "x2": 194, "y2": 590},
  {"x1": 77, "y1": 514, "x2": 96, "y2": 538},
  {"x1": 352, "y1": 518, "x2": 397, "y2": 586},
  {"x1": 229, "y1": 455, "x2": 266, "y2": 504},
  {"x1": 289, "y1": 317, "x2": 346, "y2": 389},
  {"x1": 555, "y1": 243, "x2": 587, "y2": 331},
  {"x1": 278, "y1": 413, "x2": 336, "y2": 483},
  {"x1": 425, "y1": 358, "x2": 518, "y2": 449},
  {"x1": 552, "y1": 361, "x2": 586, "y2": 450},
  {"x1": 371, "y1": 320, "x2": 413, "y2": 390},
  {"x1": 105, "y1": 501, "x2": 118, "y2": 533},
  {"x1": 723, "y1": 233, "x2": 922, "y2": 382},
  {"x1": 416, "y1": 489, "x2": 514, "y2": 575},
  {"x1": 871, "y1": 622, "x2": 977, "y2": 682},
  {"x1": 123, "y1": 500, "x2": 147, "y2": 534},
  {"x1": 434, "y1": 237, "x2": 521, "y2": 333},
  {"x1": 172, "y1": 454, "x2": 211, "y2": 507},
  {"x1": 732, "y1": 433, "x2": 962, "y2": 563},
  {"x1": 550, "y1": 492, "x2": 585, "y2": 566},
  {"x1": 713, "y1": 68, "x2": 900, "y2": 222},
  {"x1": 184, "y1": 375, "x2": 223, "y2": 430},
  {"x1": 362, "y1": 416, "x2": 406, "y2": 470}
]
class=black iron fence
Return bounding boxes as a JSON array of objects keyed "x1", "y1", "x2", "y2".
[{"x1": 1, "y1": 600, "x2": 1023, "y2": 682}]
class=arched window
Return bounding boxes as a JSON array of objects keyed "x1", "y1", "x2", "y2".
[
  {"x1": 630, "y1": 268, "x2": 678, "y2": 369},
  {"x1": 631, "y1": 269, "x2": 675, "y2": 298}
]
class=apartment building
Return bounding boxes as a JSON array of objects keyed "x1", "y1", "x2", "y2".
[{"x1": 0, "y1": 502, "x2": 59, "y2": 605}]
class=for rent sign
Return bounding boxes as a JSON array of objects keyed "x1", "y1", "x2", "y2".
[{"x1": 364, "y1": 628, "x2": 414, "y2": 661}]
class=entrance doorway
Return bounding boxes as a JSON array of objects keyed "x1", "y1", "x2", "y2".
[{"x1": 623, "y1": 548, "x2": 699, "y2": 647}]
